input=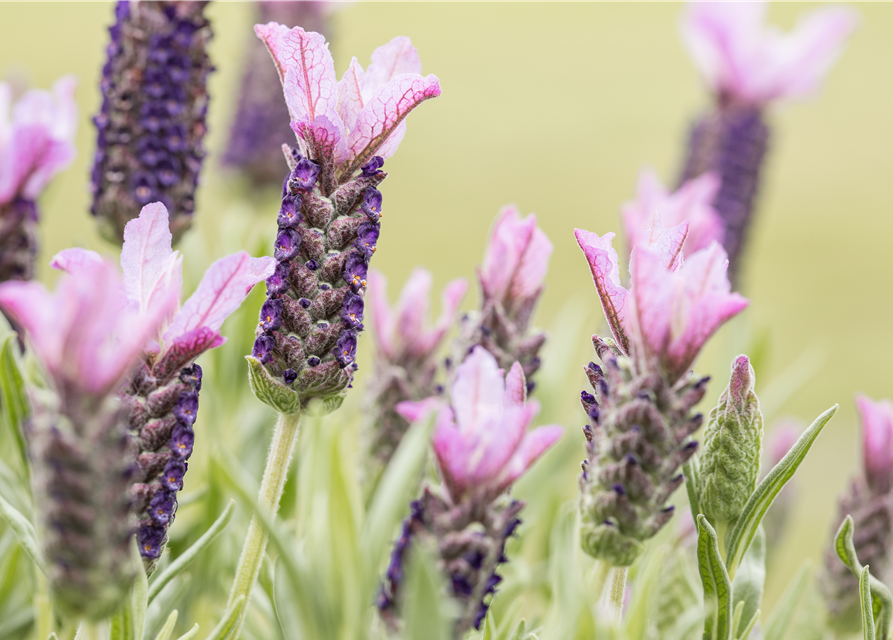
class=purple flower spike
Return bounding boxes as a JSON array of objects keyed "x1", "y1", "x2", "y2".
[
  {"x1": 162, "y1": 459, "x2": 187, "y2": 492},
  {"x1": 174, "y1": 392, "x2": 199, "y2": 426},
  {"x1": 361, "y1": 187, "x2": 383, "y2": 220},
  {"x1": 169, "y1": 425, "x2": 195, "y2": 459},
  {"x1": 259, "y1": 298, "x2": 284, "y2": 332},
  {"x1": 277, "y1": 196, "x2": 304, "y2": 228},
  {"x1": 149, "y1": 490, "x2": 177, "y2": 526},
  {"x1": 275, "y1": 228, "x2": 301, "y2": 261},
  {"x1": 340, "y1": 292, "x2": 365, "y2": 329},
  {"x1": 289, "y1": 158, "x2": 320, "y2": 192}
]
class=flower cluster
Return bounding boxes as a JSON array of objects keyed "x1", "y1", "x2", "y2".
[
  {"x1": 362, "y1": 268, "x2": 467, "y2": 485},
  {"x1": 453, "y1": 206, "x2": 552, "y2": 392},
  {"x1": 0, "y1": 76, "x2": 77, "y2": 284},
  {"x1": 0, "y1": 257, "x2": 175, "y2": 618},
  {"x1": 379, "y1": 347, "x2": 562, "y2": 634},
  {"x1": 823, "y1": 395, "x2": 893, "y2": 632},
  {"x1": 91, "y1": 0, "x2": 213, "y2": 244},
  {"x1": 677, "y1": 1, "x2": 857, "y2": 281},
  {"x1": 575, "y1": 218, "x2": 748, "y2": 565},
  {"x1": 53, "y1": 203, "x2": 275, "y2": 570},
  {"x1": 246, "y1": 25, "x2": 440, "y2": 413}
]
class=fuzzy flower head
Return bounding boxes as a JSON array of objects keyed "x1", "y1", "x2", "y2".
[
  {"x1": 681, "y1": 1, "x2": 858, "y2": 105},
  {"x1": 398, "y1": 347, "x2": 562, "y2": 503},
  {"x1": 622, "y1": 168, "x2": 724, "y2": 256},
  {"x1": 575, "y1": 219, "x2": 748, "y2": 383},
  {"x1": 856, "y1": 395, "x2": 893, "y2": 495},
  {"x1": 368, "y1": 268, "x2": 467, "y2": 363},
  {"x1": 255, "y1": 24, "x2": 441, "y2": 185},
  {"x1": 51, "y1": 203, "x2": 276, "y2": 369},
  {"x1": 0, "y1": 76, "x2": 77, "y2": 205}
]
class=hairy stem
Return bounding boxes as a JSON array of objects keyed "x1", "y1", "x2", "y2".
[
  {"x1": 591, "y1": 560, "x2": 612, "y2": 605},
  {"x1": 608, "y1": 567, "x2": 628, "y2": 620},
  {"x1": 225, "y1": 410, "x2": 302, "y2": 638}
]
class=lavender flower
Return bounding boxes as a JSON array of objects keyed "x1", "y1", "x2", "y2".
[
  {"x1": 91, "y1": 1, "x2": 213, "y2": 244},
  {"x1": 379, "y1": 348, "x2": 562, "y2": 635},
  {"x1": 223, "y1": 1, "x2": 335, "y2": 185},
  {"x1": 0, "y1": 77, "x2": 77, "y2": 284},
  {"x1": 453, "y1": 206, "x2": 553, "y2": 393},
  {"x1": 53, "y1": 203, "x2": 275, "y2": 571},
  {"x1": 574, "y1": 218, "x2": 747, "y2": 565},
  {"x1": 677, "y1": 2, "x2": 857, "y2": 283},
  {"x1": 0, "y1": 258, "x2": 176, "y2": 619},
  {"x1": 246, "y1": 24, "x2": 440, "y2": 413}
]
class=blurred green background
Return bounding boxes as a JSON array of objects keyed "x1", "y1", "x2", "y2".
[{"x1": 2, "y1": 0, "x2": 892, "y2": 622}]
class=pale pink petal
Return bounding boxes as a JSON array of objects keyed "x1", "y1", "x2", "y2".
[
  {"x1": 344, "y1": 73, "x2": 441, "y2": 174},
  {"x1": 367, "y1": 269, "x2": 396, "y2": 360},
  {"x1": 430, "y1": 407, "x2": 470, "y2": 499},
  {"x1": 494, "y1": 425, "x2": 564, "y2": 492},
  {"x1": 627, "y1": 246, "x2": 675, "y2": 367},
  {"x1": 509, "y1": 225, "x2": 552, "y2": 304},
  {"x1": 396, "y1": 268, "x2": 432, "y2": 350},
  {"x1": 856, "y1": 394, "x2": 893, "y2": 494},
  {"x1": 574, "y1": 228, "x2": 630, "y2": 354},
  {"x1": 451, "y1": 347, "x2": 505, "y2": 436},
  {"x1": 372, "y1": 120, "x2": 407, "y2": 161},
  {"x1": 50, "y1": 247, "x2": 103, "y2": 274},
  {"x1": 674, "y1": 172, "x2": 723, "y2": 254},
  {"x1": 254, "y1": 22, "x2": 292, "y2": 84},
  {"x1": 363, "y1": 36, "x2": 422, "y2": 100},
  {"x1": 0, "y1": 124, "x2": 50, "y2": 204},
  {"x1": 503, "y1": 362, "x2": 527, "y2": 407},
  {"x1": 293, "y1": 113, "x2": 349, "y2": 166},
  {"x1": 121, "y1": 202, "x2": 180, "y2": 313},
  {"x1": 411, "y1": 278, "x2": 467, "y2": 357},
  {"x1": 336, "y1": 57, "x2": 366, "y2": 134},
  {"x1": 480, "y1": 206, "x2": 534, "y2": 302},
  {"x1": 0, "y1": 280, "x2": 61, "y2": 375},
  {"x1": 279, "y1": 26, "x2": 338, "y2": 122},
  {"x1": 395, "y1": 396, "x2": 442, "y2": 424},
  {"x1": 640, "y1": 214, "x2": 689, "y2": 272},
  {"x1": 163, "y1": 252, "x2": 275, "y2": 345},
  {"x1": 622, "y1": 168, "x2": 666, "y2": 252},
  {"x1": 469, "y1": 402, "x2": 538, "y2": 490}
]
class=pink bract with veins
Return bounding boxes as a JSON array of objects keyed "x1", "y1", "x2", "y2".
[
  {"x1": 50, "y1": 203, "x2": 276, "y2": 359},
  {"x1": 254, "y1": 24, "x2": 440, "y2": 176},
  {"x1": 367, "y1": 267, "x2": 467, "y2": 362},
  {"x1": 0, "y1": 75, "x2": 78, "y2": 205},
  {"x1": 397, "y1": 347, "x2": 562, "y2": 503},
  {"x1": 681, "y1": 1, "x2": 858, "y2": 105}
]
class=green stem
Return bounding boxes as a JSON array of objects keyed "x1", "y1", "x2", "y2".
[
  {"x1": 608, "y1": 567, "x2": 628, "y2": 620},
  {"x1": 591, "y1": 560, "x2": 612, "y2": 605},
  {"x1": 224, "y1": 411, "x2": 302, "y2": 638}
]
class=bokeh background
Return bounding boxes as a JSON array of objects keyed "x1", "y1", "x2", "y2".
[{"x1": 2, "y1": 0, "x2": 892, "y2": 624}]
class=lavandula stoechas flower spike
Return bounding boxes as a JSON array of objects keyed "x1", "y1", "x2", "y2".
[
  {"x1": 0, "y1": 77, "x2": 77, "y2": 284},
  {"x1": 91, "y1": 1, "x2": 213, "y2": 244},
  {"x1": 363, "y1": 268, "x2": 467, "y2": 484},
  {"x1": 678, "y1": 2, "x2": 856, "y2": 283},
  {"x1": 574, "y1": 218, "x2": 748, "y2": 566},
  {"x1": 0, "y1": 258, "x2": 176, "y2": 619},
  {"x1": 247, "y1": 24, "x2": 441, "y2": 413},
  {"x1": 53, "y1": 203, "x2": 275, "y2": 572},
  {"x1": 224, "y1": 1, "x2": 336, "y2": 185},
  {"x1": 379, "y1": 348, "x2": 562, "y2": 635},
  {"x1": 823, "y1": 396, "x2": 893, "y2": 633},
  {"x1": 698, "y1": 354, "x2": 763, "y2": 524},
  {"x1": 454, "y1": 206, "x2": 552, "y2": 392}
]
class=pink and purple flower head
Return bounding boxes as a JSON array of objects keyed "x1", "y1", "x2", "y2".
[
  {"x1": 397, "y1": 347, "x2": 562, "y2": 504},
  {"x1": 681, "y1": 1, "x2": 858, "y2": 106},
  {"x1": 856, "y1": 395, "x2": 893, "y2": 495},
  {"x1": 575, "y1": 217, "x2": 748, "y2": 382}
]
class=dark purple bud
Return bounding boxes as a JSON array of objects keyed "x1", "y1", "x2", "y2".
[
  {"x1": 259, "y1": 298, "x2": 283, "y2": 332},
  {"x1": 174, "y1": 392, "x2": 199, "y2": 426},
  {"x1": 266, "y1": 261, "x2": 291, "y2": 296},
  {"x1": 305, "y1": 259, "x2": 319, "y2": 271},
  {"x1": 179, "y1": 363, "x2": 202, "y2": 391},
  {"x1": 132, "y1": 171, "x2": 157, "y2": 204},
  {"x1": 161, "y1": 458, "x2": 187, "y2": 492},
  {"x1": 342, "y1": 252, "x2": 368, "y2": 291},
  {"x1": 168, "y1": 425, "x2": 194, "y2": 459},
  {"x1": 277, "y1": 196, "x2": 303, "y2": 228},
  {"x1": 360, "y1": 187, "x2": 383, "y2": 220},
  {"x1": 149, "y1": 490, "x2": 177, "y2": 525},
  {"x1": 354, "y1": 221, "x2": 380, "y2": 258},
  {"x1": 288, "y1": 157, "x2": 319, "y2": 191},
  {"x1": 137, "y1": 523, "x2": 166, "y2": 560},
  {"x1": 274, "y1": 228, "x2": 301, "y2": 262},
  {"x1": 340, "y1": 292, "x2": 364, "y2": 329},
  {"x1": 361, "y1": 156, "x2": 384, "y2": 176},
  {"x1": 333, "y1": 330, "x2": 358, "y2": 369},
  {"x1": 612, "y1": 483, "x2": 626, "y2": 496},
  {"x1": 307, "y1": 356, "x2": 321, "y2": 367},
  {"x1": 298, "y1": 297, "x2": 311, "y2": 309},
  {"x1": 283, "y1": 369, "x2": 297, "y2": 385},
  {"x1": 252, "y1": 334, "x2": 277, "y2": 364}
]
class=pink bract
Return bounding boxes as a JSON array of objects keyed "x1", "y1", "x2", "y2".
[{"x1": 856, "y1": 394, "x2": 893, "y2": 494}]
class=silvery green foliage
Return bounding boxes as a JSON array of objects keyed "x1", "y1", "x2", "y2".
[{"x1": 699, "y1": 355, "x2": 764, "y2": 523}]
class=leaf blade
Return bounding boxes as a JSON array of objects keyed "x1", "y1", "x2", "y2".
[{"x1": 696, "y1": 515, "x2": 732, "y2": 640}]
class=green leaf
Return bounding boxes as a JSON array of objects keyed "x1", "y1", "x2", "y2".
[
  {"x1": 152, "y1": 611, "x2": 178, "y2": 640},
  {"x1": 0, "y1": 491, "x2": 45, "y2": 574},
  {"x1": 47, "y1": 634, "x2": 59, "y2": 640},
  {"x1": 763, "y1": 561, "x2": 812, "y2": 640},
  {"x1": 834, "y1": 515, "x2": 893, "y2": 638},
  {"x1": 0, "y1": 331, "x2": 30, "y2": 474},
  {"x1": 403, "y1": 543, "x2": 454, "y2": 640},
  {"x1": 731, "y1": 526, "x2": 765, "y2": 638},
  {"x1": 697, "y1": 515, "x2": 732, "y2": 640},
  {"x1": 147, "y1": 501, "x2": 235, "y2": 603},
  {"x1": 174, "y1": 625, "x2": 199, "y2": 640},
  {"x1": 863, "y1": 567, "x2": 877, "y2": 640},
  {"x1": 245, "y1": 356, "x2": 301, "y2": 414},
  {"x1": 725, "y1": 405, "x2": 837, "y2": 576},
  {"x1": 683, "y1": 458, "x2": 701, "y2": 528},
  {"x1": 736, "y1": 609, "x2": 760, "y2": 640},
  {"x1": 203, "y1": 594, "x2": 245, "y2": 640},
  {"x1": 112, "y1": 540, "x2": 150, "y2": 640}
]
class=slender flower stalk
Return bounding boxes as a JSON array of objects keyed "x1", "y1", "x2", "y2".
[
  {"x1": 229, "y1": 24, "x2": 441, "y2": 633},
  {"x1": 223, "y1": 1, "x2": 336, "y2": 186},
  {"x1": 91, "y1": 0, "x2": 213, "y2": 244},
  {"x1": 379, "y1": 347, "x2": 562, "y2": 636},
  {"x1": 574, "y1": 215, "x2": 748, "y2": 566},
  {"x1": 823, "y1": 395, "x2": 893, "y2": 633},
  {"x1": 362, "y1": 268, "x2": 467, "y2": 489},
  {"x1": 0, "y1": 76, "x2": 77, "y2": 284},
  {"x1": 677, "y1": 1, "x2": 857, "y2": 283},
  {"x1": 52, "y1": 202, "x2": 276, "y2": 572},
  {"x1": 0, "y1": 258, "x2": 176, "y2": 619},
  {"x1": 453, "y1": 206, "x2": 553, "y2": 392}
]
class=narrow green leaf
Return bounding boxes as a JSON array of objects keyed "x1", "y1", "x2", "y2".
[
  {"x1": 0, "y1": 607, "x2": 33, "y2": 639},
  {"x1": 203, "y1": 594, "x2": 245, "y2": 640},
  {"x1": 683, "y1": 458, "x2": 700, "y2": 527},
  {"x1": 696, "y1": 515, "x2": 732, "y2": 640},
  {"x1": 763, "y1": 561, "x2": 812, "y2": 640},
  {"x1": 0, "y1": 332, "x2": 30, "y2": 473},
  {"x1": 152, "y1": 611, "x2": 178, "y2": 640},
  {"x1": 403, "y1": 544, "x2": 453, "y2": 640},
  {"x1": 736, "y1": 609, "x2": 760, "y2": 640},
  {"x1": 147, "y1": 501, "x2": 235, "y2": 602},
  {"x1": 174, "y1": 624, "x2": 199, "y2": 640},
  {"x1": 47, "y1": 634, "x2": 59, "y2": 640},
  {"x1": 864, "y1": 567, "x2": 877, "y2": 640},
  {"x1": 834, "y1": 515, "x2": 893, "y2": 638},
  {"x1": 730, "y1": 601, "x2": 744, "y2": 639},
  {"x1": 731, "y1": 526, "x2": 765, "y2": 638},
  {"x1": 132, "y1": 538, "x2": 149, "y2": 640},
  {"x1": 0, "y1": 492, "x2": 45, "y2": 574},
  {"x1": 725, "y1": 405, "x2": 837, "y2": 575}
]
